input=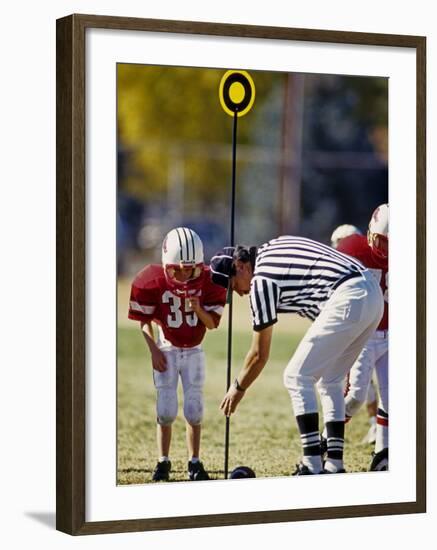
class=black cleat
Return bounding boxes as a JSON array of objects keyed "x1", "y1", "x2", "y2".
[
  {"x1": 152, "y1": 460, "x2": 171, "y2": 481},
  {"x1": 188, "y1": 461, "x2": 210, "y2": 481},
  {"x1": 369, "y1": 448, "x2": 388, "y2": 471},
  {"x1": 292, "y1": 462, "x2": 324, "y2": 476}
]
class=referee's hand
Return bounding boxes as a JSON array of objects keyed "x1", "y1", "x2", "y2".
[{"x1": 220, "y1": 386, "x2": 244, "y2": 416}]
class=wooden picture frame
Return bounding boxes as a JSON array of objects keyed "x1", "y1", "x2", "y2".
[{"x1": 56, "y1": 13, "x2": 426, "y2": 535}]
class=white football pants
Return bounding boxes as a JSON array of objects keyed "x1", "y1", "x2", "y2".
[
  {"x1": 344, "y1": 331, "x2": 388, "y2": 417},
  {"x1": 284, "y1": 270, "x2": 384, "y2": 423},
  {"x1": 153, "y1": 345, "x2": 206, "y2": 426}
]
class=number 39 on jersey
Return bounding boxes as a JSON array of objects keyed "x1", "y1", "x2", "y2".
[
  {"x1": 162, "y1": 290, "x2": 198, "y2": 328},
  {"x1": 128, "y1": 264, "x2": 227, "y2": 348}
]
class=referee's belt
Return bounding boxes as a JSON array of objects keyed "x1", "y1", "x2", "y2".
[{"x1": 331, "y1": 271, "x2": 362, "y2": 291}]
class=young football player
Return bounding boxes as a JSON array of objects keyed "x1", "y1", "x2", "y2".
[
  {"x1": 128, "y1": 227, "x2": 227, "y2": 481},
  {"x1": 330, "y1": 224, "x2": 362, "y2": 249},
  {"x1": 336, "y1": 205, "x2": 389, "y2": 470},
  {"x1": 330, "y1": 223, "x2": 378, "y2": 446}
]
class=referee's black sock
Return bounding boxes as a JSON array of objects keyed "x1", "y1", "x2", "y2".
[
  {"x1": 296, "y1": 413, "x2": 323, "y2": 472},
  {"x1": 324, "y1": 421, "x2": 345, "y2": 472}
]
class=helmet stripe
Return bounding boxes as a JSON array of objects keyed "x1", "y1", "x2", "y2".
[
  {"x1": 181, "y1": 227, "x2": 190, "y2": 261},
  {"x1": 175, "y1": 228, "x2": 184, "y2": 261},
  {"x1": 188, "y1": 228, "x2": 195, "y2": 260}
]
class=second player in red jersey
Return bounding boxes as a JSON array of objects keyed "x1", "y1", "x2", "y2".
[
  {"x1": 128, "y1": 227, "x2": 227, "y2": 482},
  {"x1": 337, "y1": 232, "x2": 388, "y2": 330},
  {"x1": 335, "y1": 204, "x2": 389, "y2": 471}
]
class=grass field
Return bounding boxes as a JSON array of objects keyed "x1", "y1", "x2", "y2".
[{"x1": 117, "y1": 279, "x2": 375, "y2": 484}]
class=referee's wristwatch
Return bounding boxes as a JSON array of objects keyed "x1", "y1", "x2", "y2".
[{"x1": 233, "y1": 378, "x2": 247, "y2": 392}]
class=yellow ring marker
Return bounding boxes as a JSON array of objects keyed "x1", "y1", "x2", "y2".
[
  {"x1": 219, "y1": 70, "x2": 255, "y2": 117},
  {"x1": 229, "y1": 81, "x2": 245, "y2": 104}
]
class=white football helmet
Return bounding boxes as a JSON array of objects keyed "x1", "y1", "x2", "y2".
[
  {"x1": 368, "y1": 204, "x2": 389, "y2": 261},
  {"x1": 162, "y1": 227, "x2": 204, "y2": 289},
  {"x1": 330, "y1": 224, "x2": 362, "y2": 249}
]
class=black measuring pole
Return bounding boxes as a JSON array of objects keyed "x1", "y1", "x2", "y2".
[
  {"x1": 224, "y1": 110, "x2": 238, "y2": 480},
  {"x1": 230, "y1": 110, "x2": 238, "y2": 247}
]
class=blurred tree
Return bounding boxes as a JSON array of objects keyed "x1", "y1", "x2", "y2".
[
  {"x1": 117, "y1": 65, "x2": 388, "y2": 251},
  {"x1": 117, "y1": 64, "x2": 283, "y2": 204}
]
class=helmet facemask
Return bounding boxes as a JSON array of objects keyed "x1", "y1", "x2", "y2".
[
  {"x1": 367, "y1": 204, "x2": 389, "y2": 263},
  {"x1": 367, "y1": 231, "x2": 388, "y2": 261},
  {"x1": 164, "y1": 263, "x2": 203, "y2": 293}
]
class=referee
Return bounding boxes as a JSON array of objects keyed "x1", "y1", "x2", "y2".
[{"x1": 211, "y1": 236, "x2": 384, "y2": 475}]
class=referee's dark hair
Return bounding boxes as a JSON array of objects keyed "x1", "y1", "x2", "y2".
[
  {"x1": 233, "y1": 245, "x2": 257, "y2": 271},
  {"x1": 210, "y1": 245, "x2": 257, "y2": 288}
]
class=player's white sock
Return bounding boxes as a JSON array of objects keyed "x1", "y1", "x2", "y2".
[
  {"x1": 324, "y1": 458, "x2": 344, "y2": 473},
  {"x1": 190, "y1": 457, "x2": 200, "y2": 464},
  {"x1": 159, "y1": 456, "x2": 170, "y2": 463},
  {"x1": 302, "y1": 455, "x2": 323, "y2": 473}
]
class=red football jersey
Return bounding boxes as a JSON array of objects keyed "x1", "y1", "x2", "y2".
[
  {"x1": 337, "y1": 234, "x2": 388, "y2": 330},
  {"x1": 128, "y1": 264, "x2": 227, "y2": 348}
]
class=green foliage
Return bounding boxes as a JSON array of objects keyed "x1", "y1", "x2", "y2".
[{"x1": 117, "y1": 64, "x2": 284, "y2": 202}]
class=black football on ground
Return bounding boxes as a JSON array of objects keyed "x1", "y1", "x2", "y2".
[{"x1": 229, "y1": 466, "x2": 256, "y2": 479}]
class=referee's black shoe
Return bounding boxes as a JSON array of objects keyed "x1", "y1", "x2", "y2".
[
  {"x1": 188, "y1": 461, "x2": 210, "y2": 481},
  {"x1": 292, "y1": 462, "x2": 324, "y2": 475},
  {"x1": 152, "y1": 460, "x2": 171, "y2": 481},
  {"x1": 369, "y1": 448, "x2": 389, "y2": 471}
]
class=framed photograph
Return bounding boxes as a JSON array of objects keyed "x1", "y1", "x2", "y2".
[{"x1": 56, "y1": 13, "x2": 426, "y2": 535}]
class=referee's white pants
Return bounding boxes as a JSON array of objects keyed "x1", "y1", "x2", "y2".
[
  {"x1": 283, "y1": 270, "x2": 384, "y2": 423},
  {"x1": 152, "y1": 346, "x2": 206, "y2": 426}
]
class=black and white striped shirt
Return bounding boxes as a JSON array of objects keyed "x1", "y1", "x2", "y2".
[{"x1": 250, "y1": 236, "x2": 366, "y2": 330}]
